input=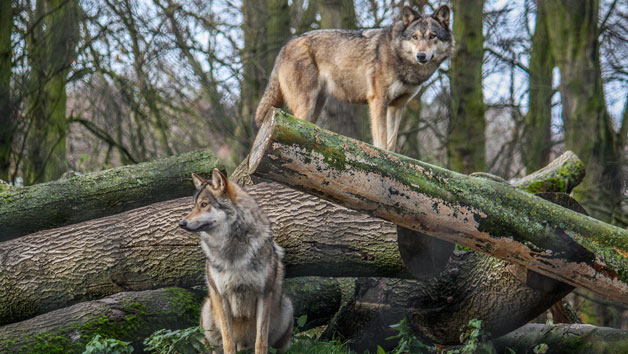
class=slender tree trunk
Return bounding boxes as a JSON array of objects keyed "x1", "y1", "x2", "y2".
[
  {"x1": 240, "y1": 0, "x2": 290, "y2": 130},
  {"x1": 542, "y1": 0, "x2": 624, "y2": 224},
  {"x1": 448, "y1": 0, "x2": 486, "y2": 173},
  {"x1": 23, "y1": 0, "x2": 80, "y2": 184},
  {"x1": 523, "y1": 0, "x2": 554, "y2": 172},
  {"x1": 0, "y1": 0, "x2": 13, "y2": 181}
]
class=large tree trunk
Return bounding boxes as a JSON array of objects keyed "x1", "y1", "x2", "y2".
[
  {"x1": 523, "y1": 0, "x2": 554, "y2": 172},
  {"x1": 0, "y1": 280, "x2": 341, "y2": 354},
  {"x1": 448, "y1": 0, "x2": 486, "y2": 173},
  {"x1": 542, "y1": 0, "x2": 625, "y2": 225},
  {"x1": 23, "y1": 0, "x2": 80, "y2": 184},
  {"x1": 0, "y1": 148, "x2": 222, "y2": 241},
  {"x1": 248, "y1": 110, "x2": 628, "y2": 304},
  {"x1": 0, "y1": 0, "x2": 13, "y2": 182},
  {"x1": 493, "y1": 323, "x2": 628, "y2": 354}
]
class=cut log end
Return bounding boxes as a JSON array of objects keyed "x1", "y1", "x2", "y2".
[{"x1": 249, "y1": 108, "x2": 278, "y2": 175}]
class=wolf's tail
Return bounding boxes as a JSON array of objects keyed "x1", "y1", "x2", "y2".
[{"x1": 255, "y1": 67, "x2": 284, "y2": 127}]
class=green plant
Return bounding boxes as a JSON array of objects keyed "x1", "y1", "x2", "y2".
[
  {"x1": 533, "y1": 343, "x2": 549, "y2": 354},
  {"x1": 83, "y1": 335, "x2": 133, "y2": 354},
  {"x1": 143, "y1": 326, "x2": 212, "y2": 354},
  {"x1": 386, "y1": 317, "x2": 433, "y2": 354},
  {"x1": 449, "y1": 319, "x2": 497, "y2": 354}
]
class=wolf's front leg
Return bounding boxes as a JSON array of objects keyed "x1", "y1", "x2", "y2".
[
  {"x1": 386, "y1": 105, "x2": 405, "y2": 151},
  {"x1": 255, "y1": 292, "x2": 273, "y2": 354},
  {"x1": 209, "y1": 289, "x2": 236, "y2": 354},
  {"x1": 368, "y1": 99, "x2": 388, "y2": 149}
]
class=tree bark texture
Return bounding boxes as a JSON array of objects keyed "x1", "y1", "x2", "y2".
[
  {"x1": 248, "y1": 110, "x2": 628, "y2": 304},
  {"x1": 0, "y1": 148, "x2": 222, "y2": 241},
  {"x1": 493, "y1": 323, "x2": 628, "y2": 354},
  {"x1": 448, "y1": 0, "x2": 486, "y2": 173},
  {"x1": 0, "y1": 280, "x2": 341, "y2": 354},
  {"x1": 0, "y1": 181, "x2": 403, "y2": 326}
]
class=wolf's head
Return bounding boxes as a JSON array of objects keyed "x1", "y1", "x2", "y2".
[
  {"x1": 179, "y1": 169, "x2": 237, "y2": 234},
  {"x1": 396, "y1": 5, "x2": 454, "y2": 65}
]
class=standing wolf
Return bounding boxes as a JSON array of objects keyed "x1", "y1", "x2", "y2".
[
  {"x1": 179, "y1": 169, "x2": 293, "y2": 354},
  {"x1": 255, "y1": 5, "x2": 454, "y2": 151}
]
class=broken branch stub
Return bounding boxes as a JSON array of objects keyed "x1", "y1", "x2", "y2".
[{"x1": 248, "y1": 109, "x2": 628, "y2": 304}]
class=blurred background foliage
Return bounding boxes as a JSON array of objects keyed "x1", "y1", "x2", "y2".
[{"x1": 0, "y1": 0, "x2": 627, "y2": 329}]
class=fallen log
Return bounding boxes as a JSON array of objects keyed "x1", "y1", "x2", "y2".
[
  {"x1": 0, "y1": 183, "x2": 402, "y2": 326},
  {"x1": 0, "y1": 280, "x2": 341, "y2": 353},
  {"x1": 324, "y1": 160, "x2": 583, "y2": 348},
  {"x1": 493, "y1": 324, "x2": 628, "y2": 353},
  {"x1": 248, "y1": 109, "x2": 628, "y2": 304},
  {"x1": 0, "y1": 149, "x2": 222, "y2": 241},
  {"x1": 0, "y1": 288, "x2": 203, "y2": 353}
]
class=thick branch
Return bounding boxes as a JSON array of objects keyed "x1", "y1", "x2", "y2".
[
  {"x1": 248, "y1": 110, "x2": 628, "y2": 304},
  {"x1": 0, "y1": 149, "x2": 222, "y2": 241}
]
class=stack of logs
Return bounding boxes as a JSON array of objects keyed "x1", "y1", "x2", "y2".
[{"x1": 1, "y1": 110, "x2": 627, "y2": 353}]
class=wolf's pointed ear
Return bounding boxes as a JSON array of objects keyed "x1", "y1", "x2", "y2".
[
  {"x1": 191, "y1": 173, "x2": 206, "y2": 190},
  {"x1": 432, "y1": 5, "x2": 450, "y2": 27},
  {"x1": 402, "y1": 6, "x2": 420, "y2": 26},
  {"x1": 210, "y1": 168, "x2": 228, "y2": 194}
]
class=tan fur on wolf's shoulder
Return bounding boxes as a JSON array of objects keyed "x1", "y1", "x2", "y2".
[
  {"x1": 255, "y1": 5, "x2": 454, "y2": 152},
  {"x1": 180, "y1": 169, "x2": 293, "y2": 354}
]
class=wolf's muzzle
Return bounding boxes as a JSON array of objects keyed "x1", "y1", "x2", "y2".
[
  {"x1": 416, "y1": 52, "x2": 429, "y2": 64},
  {"x1": 179, "y1": 219, "x2": 215, "y2": 232}
]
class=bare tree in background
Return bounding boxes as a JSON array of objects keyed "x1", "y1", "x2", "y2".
[
  {"x1": 448, "y1": 0, "x2": 486, "y2": 173},
  {"x1": 22, "y1": 0, "x2": 80, "y2": 184}
]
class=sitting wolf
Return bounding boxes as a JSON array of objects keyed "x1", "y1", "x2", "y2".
[
  {"x1": 255, "y1": 5, "x2": 454, "y2": 151},
  {"x1": 179, "y1": 169, "x2": 293, "y2": 354}
]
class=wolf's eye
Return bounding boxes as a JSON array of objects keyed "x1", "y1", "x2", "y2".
[
  {"x1": 411, "y1": 34, "x2": 418, "y2": 40},
  {"x1": 429, "y1": 33, "x2": 436, "y2": 40},
  {"x1": 200, "y1": 201, "x2": 208, "y2": 208}
]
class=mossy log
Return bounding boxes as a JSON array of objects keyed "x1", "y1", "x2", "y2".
[
  {"x1": 0, "y1": 287, "x2": 204, "y2": 354},
  {"x1": 0, "y1": 280, "x2": 341, "y2": 354},
  {"x1": 248, "y1": 109, "x2": 628, "y2": 304},
  {"x1": 493, "y1": 324, "x2": 628, "y2": 354},
  {"x1": 0, "y1": 149, "x2": 222, "y2": 241},
  {"x1": 324, "y1": 160, "x2": 583, "y2": 348}
]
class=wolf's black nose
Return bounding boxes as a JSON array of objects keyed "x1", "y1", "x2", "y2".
[
  {"x1": 179, "y1": 220, "x2": 188, "y2": 228},
  {"x1": 416, "y1": 52, "x2": 427, "y2": 63}
]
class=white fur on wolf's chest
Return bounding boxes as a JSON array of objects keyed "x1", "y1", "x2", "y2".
[
  {"x1": 200, "y1": 230, "x2": 267, "y2": 317},
  {"x1": 387, "y1": 80, "x2": 420, "y2": 102}
]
